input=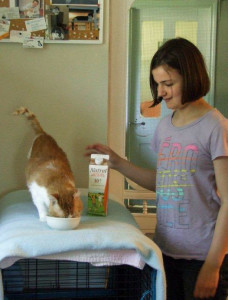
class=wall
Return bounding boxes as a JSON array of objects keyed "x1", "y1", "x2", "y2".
[{"x1": 0, "y1": 1, "x2": 109, "y2": 197}]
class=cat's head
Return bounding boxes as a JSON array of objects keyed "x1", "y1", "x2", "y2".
[{"x1": 49, "y1": 190, "x2": 83, "y2": 218}]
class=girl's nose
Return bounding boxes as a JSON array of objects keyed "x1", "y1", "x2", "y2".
[{"x1": 157, "y1": 85, "x2": 166, "y2": 98}]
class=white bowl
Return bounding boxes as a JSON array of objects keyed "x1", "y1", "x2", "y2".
[{"x1": 46, "y1": 216, "x2": 81, "y2": 230}]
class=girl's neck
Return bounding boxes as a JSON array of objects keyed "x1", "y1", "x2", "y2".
[{"x1": 172, "y1": 98, "x2": 213, "y2": 127}]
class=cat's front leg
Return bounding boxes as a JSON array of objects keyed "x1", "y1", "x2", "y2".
[
  {"x1": 38, "y1": 211, "x2": 48, "y2": 222},
  {"x1": 28, "y1": 182, "x2": 50, "y2": 222},
  {"x1": 33, "y1": 198, "x2": 49, "y2": 222}
]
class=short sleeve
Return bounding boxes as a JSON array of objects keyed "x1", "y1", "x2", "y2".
[{"x1": 210, "y1": 119, "x2": 228, "y2": 160}]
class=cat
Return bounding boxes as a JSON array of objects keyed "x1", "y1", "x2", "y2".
[{"x1": 13, "y1": 107, "x2": 83, "y2": 222}]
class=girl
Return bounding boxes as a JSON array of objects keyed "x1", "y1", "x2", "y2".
[{"x1": 85, "y1": 38, "x2": 228, "y2": 299}]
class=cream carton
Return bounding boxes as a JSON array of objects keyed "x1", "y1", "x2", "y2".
[{"x1": 88, "y1": 154, "x2": 109, "y2": 216}]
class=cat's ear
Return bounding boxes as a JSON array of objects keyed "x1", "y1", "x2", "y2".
[
  {"x1": 73, "y1": 191, "x2": 83, "y2": 214},
  {"x1": 73, "y1": 190, "x2": 80, "y2": 199},
  {"x1": 51, "y1": 193, "x2": 60, "y2": 201},
  {"x1": 50, "y1": 198, "x2": 57, "y2": 207}
]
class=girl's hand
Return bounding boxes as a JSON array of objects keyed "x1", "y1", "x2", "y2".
[
  {"x1": 85, "y1": 143, "x2": 156, "y2": 191},
  {"x1": 194, "y1": 262, "x2": 219, "y2": 298},
  {"x1": 85, "y1": 143, "x2": 123, "y2": 170}
]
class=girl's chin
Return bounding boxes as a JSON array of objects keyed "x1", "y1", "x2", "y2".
[{"x1": 164, "y1": 100, "x2": 173, "y2": 108}]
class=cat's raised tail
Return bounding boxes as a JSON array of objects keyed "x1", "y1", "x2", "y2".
[{"x1": 13, "y1": 107, "x2": 45, "y2": 134}]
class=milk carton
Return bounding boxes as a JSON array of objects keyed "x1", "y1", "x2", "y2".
[{"x1": 88, "y1": 154, "x2": 109, "y2": 216}]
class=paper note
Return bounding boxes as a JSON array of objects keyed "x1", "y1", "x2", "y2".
[
  {"x1": 23, "y1": 36, "x2": 44, "y2": 48},
  {"x1": 0, "y1": 20, "x2": 10, "y2": 40},
  {"x1": 10, "y1": 30, "x2": 30, "y2": 43},
  {"x1": 0, "y1": 20, "x2": 10, "y2": 32},
  {"x1": 10, "y1": 0, "x2": 16, "y2": 7},
  {"x1": 0, "y1": 32, "x2": 9, "y2": 39},
  {"x1": 25, "y1": 18, "x2": 46, "y2": 32},
  {"x1": 0, "y1": 7, "x2": 20, "y2": 20}
]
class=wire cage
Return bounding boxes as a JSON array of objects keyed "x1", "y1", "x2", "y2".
[{"x1": 3, "y1": 259, "x2": 156, "y2": 300}]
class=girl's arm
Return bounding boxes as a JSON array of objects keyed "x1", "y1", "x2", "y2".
[
  {"x1": 194, "y1": 156, "x2": 228, "y2": 298},
  {"x1": 85, "y1": 143, "x2": 156, "y2": 191}
]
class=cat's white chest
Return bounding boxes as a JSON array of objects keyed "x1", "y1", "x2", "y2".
[{"x1": 28, "y1": 181, "x2": 50, "y2": 222}]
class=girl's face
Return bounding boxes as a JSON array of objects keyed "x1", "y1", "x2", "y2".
[{"x1": 152, "y1": 65, "x2": 184, "y2": 110}]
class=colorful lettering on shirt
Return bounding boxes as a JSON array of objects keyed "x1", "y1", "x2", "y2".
[{"x1": 156, "y1": 136, "x2": 199, "y2": 229}]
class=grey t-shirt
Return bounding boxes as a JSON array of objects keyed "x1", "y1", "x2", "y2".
[{"x1": 151, "y1": 108, "x2": 228, "y2": 260}]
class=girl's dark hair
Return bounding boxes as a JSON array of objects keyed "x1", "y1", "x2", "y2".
[{"x1": 150, "y1": 38, "x2": 210, "y2": 106}]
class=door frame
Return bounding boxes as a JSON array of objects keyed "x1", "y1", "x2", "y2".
[{"x1": 108, "y1": 0, "x2": 156, "y2": 233}]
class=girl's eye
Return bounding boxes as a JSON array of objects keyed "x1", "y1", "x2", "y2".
[{"x1": 165, "y1": 83, "x2": 173, "y2": 87}]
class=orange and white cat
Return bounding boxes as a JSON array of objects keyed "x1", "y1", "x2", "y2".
[{"x1": 13, "y1": 107, "x2": 83, "y2": 222}]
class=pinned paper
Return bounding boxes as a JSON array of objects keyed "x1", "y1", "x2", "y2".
[
  {"x1": 10, "y1": 0, "x2": 16, "y2": 7},
  {"x1": 0, "y1": 20, "x2": 10, "y2": 40},
  {"x1": 23, "y1": 36, "x2": 44, "y2": 48},
  {"x1": 0, "y1": 20, "x2": 10, "y2": 32},
  {"x1": 10, "y1": 30, "x2": 30, "y2": 43},
  {"x1": 0, "y1": 32, "x2": 9, "y2": 39},
  {"x1": 0, "y1": 7, "x2": 20, "y2": 20},
  {"x1": 25, "y1": 17, "x2": 46, "y2": 32}
]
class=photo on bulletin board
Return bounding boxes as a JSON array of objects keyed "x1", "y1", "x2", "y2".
[{"x1": 19, "y1": 0, "x2": 43, "y2": 18}]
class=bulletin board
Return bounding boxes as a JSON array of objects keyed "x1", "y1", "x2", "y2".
[
  {"x1": 0, "y1": 0, "x2": 103, "y2": 45},
  {"x1": 1, "y1": 0, "x2": 10, "y2": 7}
]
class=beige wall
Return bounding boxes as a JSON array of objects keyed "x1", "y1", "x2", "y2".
[{"x1": 0, "y1": 2, "x2": 109, "y2": 197}]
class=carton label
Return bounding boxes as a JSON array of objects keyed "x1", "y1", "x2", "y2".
[{"x1": 89, "y1": 165, "x2": 108, "y2": 189}]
